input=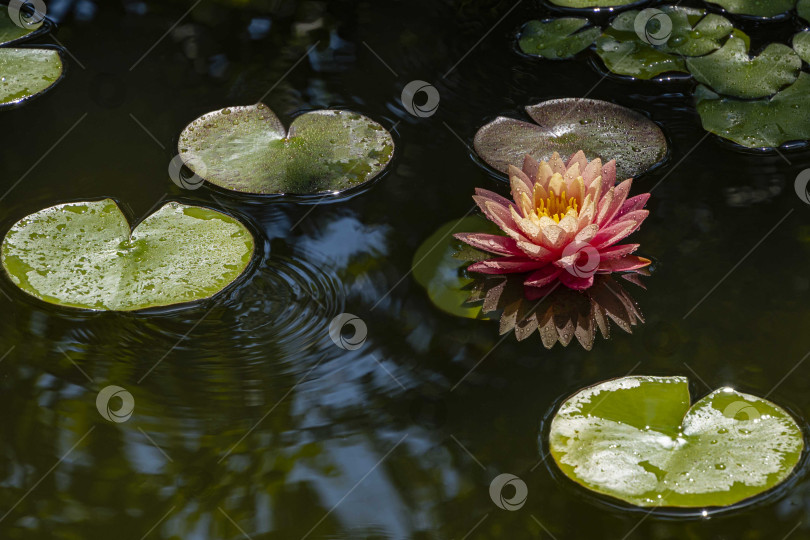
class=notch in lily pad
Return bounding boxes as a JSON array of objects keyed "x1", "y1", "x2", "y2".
[
  {"x1": 518, "y1": 18, "x2": 601, "y2": 59},
  {"x1": 595, "y1": 6, "x2": 734, "y2": 80},
  {"x1": 0, "y1": 47, "x2": 65, "y2": 108},
  {"x1": 548, "y1": 375, "x2": 804, "y2": 508},
  {"x1": 686, "y1": 37, "x2": 801, "y2": 99},
  {"x1": 695, "y1": 72, "x2": 810, "y2": 149},
  {"x1": 1, "y1": 199, "x2": 255, "y2": 311},
  {"x1": 178, "y1": 104, "x2": 395, "y2": 196},
  {"x1": 474, "y1": 98, "x2": 667, "y2": 180}
]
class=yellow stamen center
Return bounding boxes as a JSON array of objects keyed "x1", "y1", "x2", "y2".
[{"x1": 536, "y1": 190, "x2": 579, "y2": 223}]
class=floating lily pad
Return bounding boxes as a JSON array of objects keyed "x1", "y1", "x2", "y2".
[
  {"x1": 1, "y1": 200, "x2": 255, "y2": 311},
  {"x1": 0, "y1": 5, "x2": 49, "y2": 46},
  {"x1": 0, "y1": 48, "x2": 64, "y2": 107},
  {"x1": 518, "y1": 18, "x2": 601, "y2": 59},
  {"x1": 178, "y1": 104, "x2": 394, "y2": 195},
  {"x1": 412, "y1": 215, "x2": 498, "y2": 319},
  {"x1": 474, "y1": 98, "x2": 667, "y2": 180},
  {"x1": 704, "y1": 0, "x2": 794, "y2": 18},
  {"x1": 800, "y1": 0, "x2": 810, "y2": 23},
  {"x1": 548, "y1": 375, "x2": 803, "y2": 507},
  {"x1": 547, "y1": 0, "x2": 648, "y2": 7},
  {"x1": 695, "y1": 72, "x2": 810, "y2": 148},
  {"x1": 596, "y1": 7, "x2": 734, "y2": 80},
  {"x1": 794, "y1": 31, "x2": 810, "y2": 64},
  {"x1": 686, "y1": 37, "x2": 801, "y2": 99}
]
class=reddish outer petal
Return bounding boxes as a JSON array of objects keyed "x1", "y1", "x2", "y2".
[
  {"x1": 598, "y1": 244, "x2": 640, "y2": 261},
  {"x1": 617, "y1": 193, "x2": 650, "y2": 218},
  {"x1": 592, "y1": 210, "x2": 648, "y2": 248},
  {"x1": 524, "y1": 266, "x2": 562, "y2": 287},
  {"x1": 559, "y1": 271, "x2": 594, "y2": 291},
  {"x1": 599, "y1": 255, "x2": 651, "y2": 272},
  {"x1": 474, "y1": 188, "x2": 513, "y2": 209},
  {"x1": 468, "y1": 257, "x2": 549, "y2": 274},
  {"x1": 598, "y1": 179, "x2": 633, "y2": 228},
  {"x1": 566, "y1": 150, "x2": 588, "y2": 173},
  {"x1": 453, "y1": 233, "x2": 522, "y2": 257},
  {"x1": 472, "y1": 198, "x2": 528, "y2": 242},
  {"x1": 601, "y1": 160, "x2": 617, "y2": 190}
]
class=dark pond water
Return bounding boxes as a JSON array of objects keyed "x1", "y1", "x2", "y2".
[{"x1": 2, "y1": 0, "x2": 810, "y2": 538}]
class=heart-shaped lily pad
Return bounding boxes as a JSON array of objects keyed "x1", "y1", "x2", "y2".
[
  {"x1": 549, "y1": 375, "x2": 803, "y2": 507},
  {"x1": 0, "y1": 48, "x2": 64, "y2": 107},
  {"x1": 1, "y1": 199, "x2": 255, "y2": 311},
  {"x1": 695, "y1": 72, "x2": 810, "y2": 148},
  {"x1": 412, "y1": 215, "x2": 497, "y2": 319},
  {"x1": 474, "y1": 98, "x2": 667, "y2": 179},
  {"x1": 178, "y1": 104, "x2": 394, "y2": 195},
  {"x1": 595, "y1": 7, "x2": 733, "y2": 80},
  {"x1": 686, "y1": 37, "x2": 801, "y2": 99},
  {"x1": 794, "y1": 31, "x2": 810, "y2": 64},
  {"x1": 518, "y1": 18, "x2": 601, "y2": 59},
  {"x1": 800, "y1": 0, "x2": 810, "y2": 23},
  {"x1": 704, "y1": 0, "x2": 795, "y2": 18}
]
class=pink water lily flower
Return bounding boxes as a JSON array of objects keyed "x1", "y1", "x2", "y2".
[{"x1": 455, "y1": 151, "x2": 651, "y2": 297}]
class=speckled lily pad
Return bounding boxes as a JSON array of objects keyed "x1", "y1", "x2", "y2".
[
  {"x1": 178, "y1": 104, "x2": 394, "y2": 195},
  {"x1": 694, "y1": 73, "x2": 810, "y2": 149},
  {"x1": 548, "y1": 375, "x2": 803, "y2": 507},
  {"x1": 474, "y1": 98, "x2": 667, "y2": 179},
  {"x1": 794, "y1": 31, "x2": 810, "y2": 64},
  {"x1": 595, "y1": 7, "x2": 733, "y2": 80},
  {"x1": 1, "y1": 200, "x2": 255, "y2": 311},
  {"x1": 704, "y1": 0, "x2": 795, "y2": 18},
  {"x1": 518, "y1": 18, "x2": 601, "y2": 59},
  {"x1": 686, "y1": 37, "x2": 801, "y2": 99},
  {"x1": 0, "y1": 48, "x2": 64, "y2": 107}
]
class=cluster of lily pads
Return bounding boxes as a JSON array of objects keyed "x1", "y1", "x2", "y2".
[
  {"x1": 519, "y1": 2, "x2": 810, "y2": 149},
  {"x1": 0, "y1": 7, "x2": 63, "y2": 107}
]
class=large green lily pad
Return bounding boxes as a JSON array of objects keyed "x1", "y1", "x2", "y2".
[
  {"x1": 474, "y1": 98, "x2": 667, "y2": 179},
  {"x1": 595, "y1": 7, "x2": 733, "y2": 80},
  {"x1": 178, "y1": 104, "x2": 394, "y2": 195},
  {"x1": 794, "y1": 31, "x2": 810, "y2": 64},
  {"x1": 695, "y1": 72, "x2": 810, "y2": 148},
  {"x1": 703, "y1": 0, "x2": 795, "y2": 18},
  {"x1": 518, "y1": 18, "x2": 601, "y2": 59},
  {"x1": 686, "y1": 37, "x2": 801, "y2": 99},
  {"x1": 0, "y1": 48, "x2": 63, "y2": 106},
  {"x1": 549, "y1": 375, "x2": 803, "y2": 507},
  {"x1": 412, "y1": 215, "x2": 497, "y2": 319},
  {"x1": 1, "y1": 200, "x2": 255, "y2": 311}
]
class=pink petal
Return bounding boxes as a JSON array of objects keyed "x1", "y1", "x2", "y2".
[
  {"x1": 474, "y1": 188, "x2": 513, "y2": 209},
  {"x1": 559, "y1": 271, "x2": 594, "y2": 291},
  {"x1": 522, "y1": 154, "x2": 540, "y2": 182},
  {"x1": 617, "y1": 193, "x2": 650, "y2": 218},
  {"x1": 524, "y1": 265, "x2": 562, "y2": 287},
  {"x1": 566, "y1": 150, "x2": 588, "y2": 173},
  {"x1": 454, "y1": 233, "x2": 521, "y2": 257},
  {"x1": 599, "y1": 255, "x2": 651, "y2": 272},
  {"x1": 592, "y1": 210, "x2": 648, "y2": 248},
  {"x1": 601, "y1": 160, "x2": 617, "y2": 191},
  {"x1": 508, "y1": 165, "x2": 532, "y2": 193},
  {"x1": 468, "y1": 257, "x2": 549, "y2": 274},
  {"x1": 597, "y1": 243, "x2": 640, "y2": 261},
  {"x1": 582, "y1": 158, "x2": 602, "y2": 186},
  {"x1": 598, "y1": 179, "x2": 633, "y2": 228}
]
